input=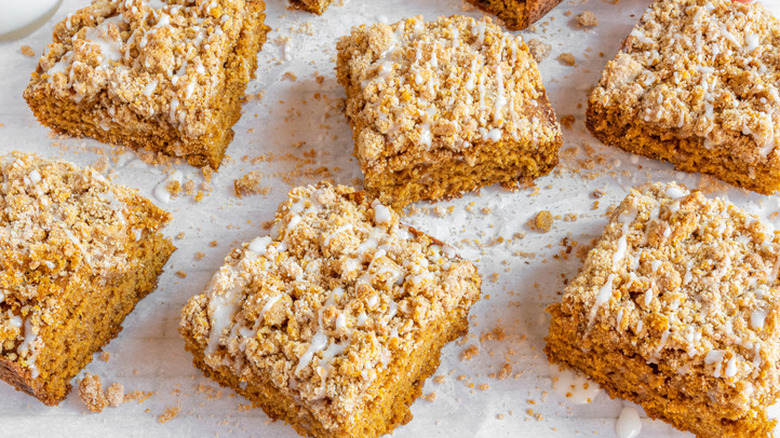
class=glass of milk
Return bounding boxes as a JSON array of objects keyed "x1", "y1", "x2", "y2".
[{"x1": 0, "y1": 0, "x2": 62, "y2": 41}]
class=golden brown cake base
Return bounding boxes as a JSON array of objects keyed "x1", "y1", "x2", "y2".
[
  {"x1": 0, "y1": 152, "x2": 175, "y2": 405},
  {"x1": 587, "y1": 0, "x2": 780, "y2": 194},
  {"x1": 545, "y1": 183, "x2": 780, "y2": 438},
  {"x1": 466, "y1": 0, "x2": 563, "y2": 31},
  {"x1": 183, "y1": 306, "x2": 468, "y2": 438},
  {"x1": 180, "y1": 182, "x2": 481, "y2": 438},
  {"x1": 337, "y1": 16, "x2": 562, "y2": 208},
  {"x1": 24, "y1": 0, "x2": 270, "y2": 169}
]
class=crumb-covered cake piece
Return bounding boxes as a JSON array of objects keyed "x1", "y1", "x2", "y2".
[
  {"x1": 587, "y1": 0, "x2": 780, "y2": 194},
  {"x1": 465, "y1": 0, "x2": 563, "y2": 31},
  {"x1": 0, "y1": 152, "x2": 174, "y2": 406},
  {"x1": 180, "y1": 182, "x2": 481, "y2": 438},
  {"x1": 24, "y1": 0, "x2": 270, "y2": 169},
  {"x1": 546, "y1": 182, "x2": 780, "y2": 438},
  {"x1": 290, "y1": 0, "x2": 334, "y2": 15},
  {"x1": 336, "y1": 15, "x2": 561, "y2": 208}
]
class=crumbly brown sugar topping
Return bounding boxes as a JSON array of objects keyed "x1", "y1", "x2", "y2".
[
  {"x1": 193, "y1": 182, "x2": 478, "y2": 428},
  {"x1": 579, "y1": 183, "x2": 780, "y2": 388},
  {"x1": 0, "y1": 152, "x2": 166, "y2": 379},
  {"x1": 33, "y1": 0, "x2": 253, "y2": 137},
  {"x1": 339, "y1": 15, "x2": 554, "y2": 165},
  {"x1": 595, "y1": 0, "x2": 780, "y2": 163}
]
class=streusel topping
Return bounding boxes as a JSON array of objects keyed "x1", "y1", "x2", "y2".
[
  {"x1": 591, "y1": 0, "x2": 780, "y2": 164},
  {"x1": 187, "y1": 182, "x2": 479, "y2": 429},
  {"x1": 338, "y1": 15, "x2": 555, "y2": 168},
  {"x1": 33, "y1": 0, "x2": 251, "y2": 137},
  {"x1": 0, "y1": 152, "x2": 168, "y2": 378},
  {"x1": 571, "y1": 183, "x2": 780, "y2": 403}
]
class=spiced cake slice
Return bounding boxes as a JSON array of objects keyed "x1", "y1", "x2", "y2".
[
  {"x1": 466, "y1": 0, "x2": 563, "y2": 31},
  {"x1": 336, "y1": 15, "x2": 562, "y2": 208},
  {"x1": 587, "y1": 0, "x2": 780, "y2": 194},
  {"x1": 546, "y1": 182, "x2": 780, "y2": 438},
  {"x1": 24, "y1": 0, "x2": 270, "y2": 170},
  {"x1": 180, "y1": 181, "x2": 481, "y2": 438},
  {"x1": 0, "y1": 152, "x2": 175, "y2": 405}
]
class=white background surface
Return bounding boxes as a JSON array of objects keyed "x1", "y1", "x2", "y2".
[{"x1": 1, "y1": 0, "x2": 779, "y2": 437}]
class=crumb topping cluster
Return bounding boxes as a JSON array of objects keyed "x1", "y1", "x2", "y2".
[
  {"x1": 338, "y1": 15, "x2": 555, "y2": 169},
  {"x1": 572, "y1": 183, "x2": 780, "y2": 399},
  {"x1": 591, "y1": 0, "x2": 780, "y2": 163},
  {"x1": 187, "y1": 182, "x2": 478, "y2": 429},
  {"x1": 0, "y1": 152, "x2": 163, "y2": 378},
  {"x1": 31, "y1": 0, "x2": 251, "y2": 138}
]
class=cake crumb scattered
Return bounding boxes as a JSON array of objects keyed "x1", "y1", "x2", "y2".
[
  {"x1": 79, "y1": 373, "x2": 109, "y2": 413},
  {"x1": 176, "y1": 270, "x2": 188, "y2": 278},
  {"x1": 558, "y1": 53, "x2": 577, "y2": 66},
  {"x1": 158, "y1": 406, "x2": 181, "y2": 424},
  {"x1": 421, "y1": 392, "x2": 437, "y2": 402},
  {"x1": 21, "y1": 45, "x2": 35, "y2": 57},
  {"x1": 560, "y1": 115, "x2": 575, "y2": 129},
  {"x1": 106, "y1": 383, "x2": 125, "y2": 407},
  {"x1": 234, "y1": 170, "x2": 268, "y2": 198},
  {"x1": 100, "y1": 352, "x2": 111, "y2": 362},
  {"x1": 532, "y1": 210, "x2": 554, "y2": 233},
  {"x1": 461, "y1": 344, "x2": 480, "y2": 361},
  {"x1": 526, "y1": 38, "x2": 552, "y2": 63},
  {"x1": 576, "y1": 10, "x2": 598, "y2": 27},
  {"x1": 195, "y1": 251, "x2": 206, "y2": 260}
]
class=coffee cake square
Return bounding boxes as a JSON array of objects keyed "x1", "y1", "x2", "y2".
[
  {"x1": 336, "y1": 15, "x2": 562, "y2": 208},
  {"x1": 546, "y1": 182, "x2": 780, "y2": 438},
  {"x1": 587, "y1": 0, "x2": 780, "y2": 194},
  {"x1": 0, "y1": 152, "x2": 174, "y2": 405},
  {"x1": 180, "y1": 182, "x2": 481, "y2": 438},
  {"x1": 24, "y1": 0, "x2": 270, "y2": 169}
]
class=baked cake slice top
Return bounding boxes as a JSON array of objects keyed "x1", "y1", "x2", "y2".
[
  {"x1": 27, "y1": 0, "x2": 259, "y2": 138},
  {"x1": 569, "y1": 183, "x2": 780, "y2": 408},
  {"x1": 0, "y1": 152, "x2": 171, "y2": 379},
  {"x1": 337, "y1": 15, "x2": 557, "y2": 169},
  {"x1": 592, "y1": 0, "x2": 780, "y2": 165},
  {"x1": 189, "y1": 182, "x2": 479, "y2": 428}
]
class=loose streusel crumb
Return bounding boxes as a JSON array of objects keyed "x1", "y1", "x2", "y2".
[
  {"x1": 559, "y1": 53, "x2": 577, "y2": 66},
  {"x1": 560, "y1": 115, "x2": 575, "y2": 129},
  {"x1": 576, "y1": 10, "x2": 598, "y2": 27},
  {"x1": 106, "y1": 382, "x2": 125, "y2": 407},
  {"x1": 158, "y1": 406, "x2": 180, "y2": 424},
  {"x1": 533, "y1": 210, "x2": 554, "y2": 233},
  {"x1": 21, "y1": 45, "x2": 35, "y2": 57},
  {"x1": 100, "y1": 352, "x2": 111, "y2": 362},
  {"x1": 79, "y1": 373, "x2": 108, "y2": 413},
  {"x1": 234, "y1": 170, "x2": 266, "y2": 198},
  {"x1": 461, "y1": 344, "x2": 480, "y2": 360},
  {"x1": 527, "y1": 38, "x2": 552, "y2": 62}
]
